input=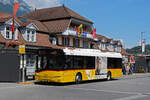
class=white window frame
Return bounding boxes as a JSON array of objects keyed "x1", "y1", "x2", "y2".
[
  {"x1": 6, "y1": 26, "x2": 11, "y2": 39},
  {"x1": 3, "y1": 18, "x2": 20, "y2": 40},
  {"x1": 24, "y1": 23, "x2": 38, "y2": 42},
  {"x1": 102, "y1": 43, "x2": 106, "y2": 50},
  {"x1": 2, "y1": 25, "x2": 18, "y2": 40},
  {"x1": 25, "y1": 29, "x2": 36, "y2": 42}
]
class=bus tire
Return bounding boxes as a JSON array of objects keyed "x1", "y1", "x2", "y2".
[
  {"x1": 75, "y1": 73, "x2": 82, "y2": 84},
  {"x1": 107, "y1": 72, "x2": 112, "y2": 81}
]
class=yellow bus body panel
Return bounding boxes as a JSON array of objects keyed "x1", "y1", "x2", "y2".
[
  {"x1": 107, "y1": 68, "x2": 122, "y2": 78},
  {"x1": 35, "y1": 68, "x2": 122, "y2": 83},
  {"x1": 35, "y1": 69, "x2": 95, "y2": 83},
  {"x1": 35, "y1": 71, "x2": 64, "y2": 83}
]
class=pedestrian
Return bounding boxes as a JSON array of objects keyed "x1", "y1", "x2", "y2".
[
  {"x1": 126, "y1": 63, "x2": 130, "y2": 75},
  {"x1": 122, "y1": 63, "x2": 126, "y2": 75},
  {"x1": 129, "y1": 63, "x2": 134, "y2": 74}
]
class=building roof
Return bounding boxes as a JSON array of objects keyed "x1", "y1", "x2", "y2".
[
  {"x1": 0, "y1": 12, "x2": 12, "y2": 19},
  {"x1": 96, "y1": 34, "x2": 110, "y2": 42},
  {"x1": 114, "y1": 40, "x2": 121, "y2": 45},
  {"x1": 0, "y1": 17, "x2": 12, "y2": 23},
  {"x1": 23, "y1": 6, "x2": 93, "y2": 24},
  {"x1": 121, "y1": 48, "x2": 129, "y2": 56},
  {"x1": 42, "y1": 19, "x2": 70, "y2": 33},
  {"x1": 17, "y1": 17, "x2": 49, "y2": 33},
  {"x1": 0, "y1": 15, "x2": 49, "y2": 33}
]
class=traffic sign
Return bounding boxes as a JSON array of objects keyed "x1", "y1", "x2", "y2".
[{"x1": 19, "y1": 44, "x2": 25, "y2": 54}]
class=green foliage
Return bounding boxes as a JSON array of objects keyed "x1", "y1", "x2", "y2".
[{"x1": 126, "y1": 44, "x2": 150, "y2": 55}]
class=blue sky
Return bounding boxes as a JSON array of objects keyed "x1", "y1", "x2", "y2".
[{"x1": 26, "y1": 0, "x2": 150, "y2": 48}]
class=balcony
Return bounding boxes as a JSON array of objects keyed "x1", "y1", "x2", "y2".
[{"x1": 62, "y1": 28, "x2": 94, "y2": 39}]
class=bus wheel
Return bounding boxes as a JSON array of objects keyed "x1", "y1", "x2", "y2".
[
  {"x1": 107, "y1": 72, "x2": 112, "y2": 81},
  {"x1": 75, "y1": 73, "x2": 82, "y2": 84}
]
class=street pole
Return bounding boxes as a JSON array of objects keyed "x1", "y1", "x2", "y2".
[
  {"x1": 19, "y1": 44, "x2": 26, "y2": 82},
  {"x1": 141, "y1": 32, "x2": 143, "y2": 46},
  {"x1": 141, "y1": 32, "x2": 144, "y2": 54},
  {"x1": 22, "y1": 54, "x2": 25, "y2": 82}
]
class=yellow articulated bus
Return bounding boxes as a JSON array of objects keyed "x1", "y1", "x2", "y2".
[{"x1": 35, "y1": 48, "x2": 122, "y2": 83}]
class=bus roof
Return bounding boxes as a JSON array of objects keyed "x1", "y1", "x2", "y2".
[{"x1": 63, "y1": 48, "x2": 122, "y2": 58}]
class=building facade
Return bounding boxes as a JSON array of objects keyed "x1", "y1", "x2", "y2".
[{"x1": 0, "y1": 6, "x2": 123, "y2": 82}]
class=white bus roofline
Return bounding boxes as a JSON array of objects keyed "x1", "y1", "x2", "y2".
[{"x1": 63, "y1": 48, "x2": 122, "y2": 58}]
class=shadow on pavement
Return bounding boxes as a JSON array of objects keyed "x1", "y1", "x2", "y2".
[{"x1": 35, "y1": 79, "x2": 119, "y2": 86}]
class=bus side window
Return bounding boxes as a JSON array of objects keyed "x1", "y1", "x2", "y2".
[
  {"x1": 83, "y1": 56, "x2": 87, "y2": 69},
  {"x1": 87, "y1": 57, "x2": 95, "y2": 69},
  {"x1": 63, "y1": 55, "x2": 72, "y2": 70},
  {"x1": 73, "y1": 56, "x2": 84, "y2": 69}
]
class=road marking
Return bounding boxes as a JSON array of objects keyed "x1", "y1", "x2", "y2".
[{"x1": 114, "y1": 94, "x2": 148, "y2": 100}]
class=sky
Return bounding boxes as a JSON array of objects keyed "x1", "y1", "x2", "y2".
[{"x1": 25, "y1": 0, "x2": 150, "y2": 48}]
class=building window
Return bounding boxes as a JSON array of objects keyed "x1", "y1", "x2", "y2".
[
  {"x1": 31, "y1": 31, "x2": 34, "y2": 41},
  {"x1": 117, "y1": 46, "x2": 121, "y2": 52},
  {"x1": 73, "y1": 38, "x2": 80, "y2": 48},
  {"x1": 114, "y1": 45, "x2": 117, "y2": 52},
  {"x1": 26, "y1": 29, "x2": 36, "y2": 42},
  {"x1": 90, "y1": 43, "x2": 95, "y2": 49},
  {"x1": 102, "y1": 43, "x2": 106, "y2": 50},
  {"x1": 5, "y1": 26, "x2": 17, "y2": 40},
  {"x1": 108, "y1": 44, "x2": 113, "y2": 51},
  {"x1": 27, "y1": 30, "x2": 30, "y2": 41},
  {"x1": 0, "y1": 25, "x2": 18, "y2": 40},
  {"x1": 26, "y1": 55, "x2": 36, "y2": 77},
  {"x1": 98, "y1": 42, "x2": 102, "y2": 50},
  {"x1": 6, "y1": 27, "x2": 10, "y2": 39},
  {"x1": 62, "y1": 37, "x2": 70, "y2": 46},
  {"x1": 83, "y1": 40, "x2": 89, "y2": 48},
  {"x1": 50, "y1": 37, "x2": 57, "y2": 45}
]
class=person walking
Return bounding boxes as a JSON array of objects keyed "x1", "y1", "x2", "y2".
[{"x1": 126, "y1": 63, "x2": 130, "y2": 75}]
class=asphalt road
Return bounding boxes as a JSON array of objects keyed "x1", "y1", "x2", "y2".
[{"x1": 0, "y1": 73, "x2": 150, "y2": 100}]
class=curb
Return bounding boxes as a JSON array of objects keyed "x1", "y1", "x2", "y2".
[{"x1": 19, "y1": 82, "x2": 35, "y2": 85}]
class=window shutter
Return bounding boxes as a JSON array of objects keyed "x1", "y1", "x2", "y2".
[
  {"x1": 25, "y1": 29, "x2": 27, "y2": 41},
  {"x1": 80, "y1": 39, "x2": 83, "y2": 48},
  {"x1": 33, "y1": 31, "x2": 36, "y2": 42},
  {"x1": 9, "y1": 30, "x2": 12, "y2": 39},
  {"x1": 58, "y1": 36, "x2": 62, "y2": 45},
  {"x1": 69, "y1": 37, "x2": 73, "y2": 46},
  {"x1": 14, "y1": 29, "x2": 18, "y2": 40},
  {"x1": 29, "y1": 30, "x2": 32, "y2": 42}
]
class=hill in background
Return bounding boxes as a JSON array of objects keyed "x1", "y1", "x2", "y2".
[{"x1": 126, "y1": 45, "x2": 150, "y2": 55}]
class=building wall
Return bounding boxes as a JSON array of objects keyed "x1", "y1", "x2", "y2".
[{"x1": 0, "y1": 49, "x2": 20, "y2": 82}]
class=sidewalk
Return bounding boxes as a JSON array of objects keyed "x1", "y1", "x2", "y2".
[{"x1": 121, "y1": 73, "x2": 150, "y2": 80}]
